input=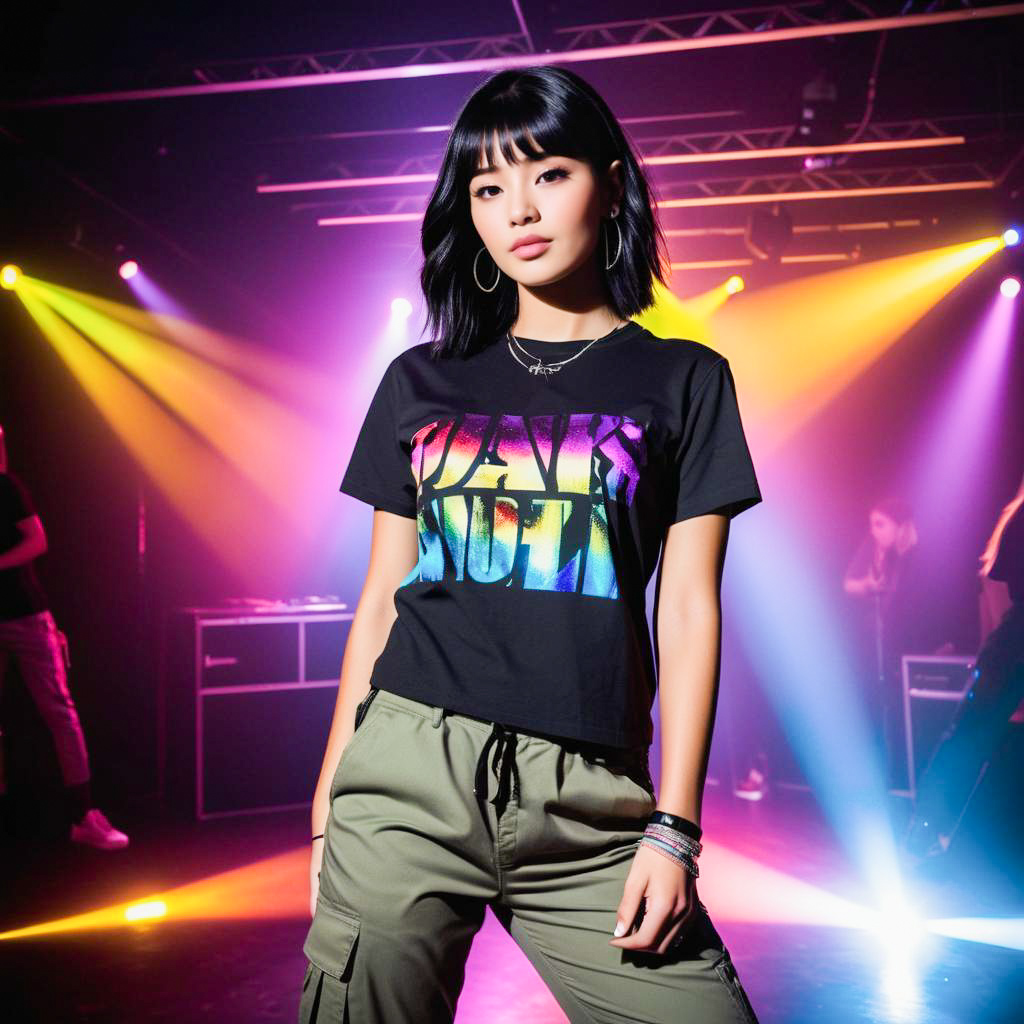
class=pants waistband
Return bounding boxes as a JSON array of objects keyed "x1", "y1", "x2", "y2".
[
  {"x1": 368, "y1": 686, "x2": 651, "y2": 835},
  {"x1": 370, "y1": 686, "x2": 647, "y2": 761}
]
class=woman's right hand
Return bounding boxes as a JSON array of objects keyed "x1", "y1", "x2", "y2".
[{"x1": 310, "y1": 837, "x2": 325, "y2": 917}]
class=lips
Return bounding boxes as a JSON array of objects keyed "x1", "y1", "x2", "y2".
[{"x1": 510, "y1": 234, "x2": 552, "y2": 252}]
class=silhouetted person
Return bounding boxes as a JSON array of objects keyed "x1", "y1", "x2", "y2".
[
  {"x1": 0, "y1": 424, "x2": 127, "y2": 849},
  {"x1": 903, "y1": 475, "x2": 1024, "y2": 857}
]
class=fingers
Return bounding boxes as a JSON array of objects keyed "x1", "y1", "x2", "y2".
[
  {"x1": 610, "y1": 875, "x2": 645, "y2": 941},
  {"x1": 609, "y1": 893, "x2": 680, "y2": 952}
]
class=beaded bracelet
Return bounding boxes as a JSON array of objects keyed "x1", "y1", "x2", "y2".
[
  {"x1": 645, "y1": 826, "x2": 702, "y2": 858},
  {"x1": 639, "y1": 836, "x2": 700, "y2": 877},
  {"x1": 645, "y1": 824, "x2": 702, "y2": 856}
]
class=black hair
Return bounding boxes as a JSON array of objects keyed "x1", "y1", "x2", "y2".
[
  {"x1": 419, "y1": 65, "x2": 669, "y2": 359},
  {"x1": 870, "y1": 496, "x2": 915, "y2": 525}
]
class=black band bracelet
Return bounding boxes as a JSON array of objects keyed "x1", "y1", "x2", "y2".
[
  {"x1": 647, "y1": 810, "x2": 702, "y2": 841},
  {"x1": 312, "y1": 833, "x2": 324, "y2": 842}
]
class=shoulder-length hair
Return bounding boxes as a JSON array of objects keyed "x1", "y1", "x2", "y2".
[{"x1": 419, "y1": 65, "x2": 669, "y2": 359}]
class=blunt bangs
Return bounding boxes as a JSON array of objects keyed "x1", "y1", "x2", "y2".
[{"x1": 419, "y1": 66, "x2": 668, "y2": 360}]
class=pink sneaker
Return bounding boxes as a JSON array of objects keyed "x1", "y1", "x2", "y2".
[
  {"x1": 733, "y1": 768, "x2": 768, "y2": 802},
  {"x1": 70, "y1": 808, "x2": 130, "y2": 851}
]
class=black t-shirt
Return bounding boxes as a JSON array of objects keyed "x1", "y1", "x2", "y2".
[
  {"x1": 845, "y1": 534, "x2": 939, "y2": 659},
  {"x1": 990, "y1": 501, "x2": 1024, "y2": 603},
  {"x1": 339, "y1": 321, "x2": 763, "y2": 748},
  {"x1": 0, "y1": 471, "x2": 49, "y2": 620}
]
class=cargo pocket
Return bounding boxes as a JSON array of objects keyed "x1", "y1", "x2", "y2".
[
  {"x1": 298, "y1": 897, "x2": 361, "y2": 1023},
  {"x1": 713, "y1": 950, "x2": 760, "y2": 1024}
]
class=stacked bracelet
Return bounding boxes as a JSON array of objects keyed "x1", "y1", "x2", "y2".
[{"x1": 637, "y1": 811, "x2": 702, "y2": 877}]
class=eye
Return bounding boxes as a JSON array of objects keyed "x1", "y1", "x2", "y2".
[
  {"x1": 472, "y1": 165, "x2": 570, "y2": 199},
  {"x1": 538, "y1": 166, "x2": 569, "y2": 183}
]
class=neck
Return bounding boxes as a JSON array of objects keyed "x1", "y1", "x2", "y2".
[{"x1": 511, "y1": 256, "x2": 623, "y2": 342}]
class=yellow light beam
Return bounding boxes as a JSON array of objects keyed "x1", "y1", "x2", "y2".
[
  {"x1": 0, "y1": 847, "x2": 307, "y2": 941},
  {"x1": 15, "y1": 289, "x2": 299, "y2": 585},
  {"x1": 705, "y1": 236, "x2": 1006, "y2": 453},
  {"x1": 40, "y1": 279, "x2": 340, "y2": 415},
  {"x1": 23, "y1": 277, "x2": 325, "y2": 539}
]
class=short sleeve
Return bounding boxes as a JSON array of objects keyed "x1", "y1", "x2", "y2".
[
  {"x1": 338, "y1": 359, "x2": 417, "y2": 519},
  {"x1": 669, "y1": 357, "x2": 762, "y2": 524},
  {"x1": 0, "y1": 472, "x2": 35, "y2": 523}
]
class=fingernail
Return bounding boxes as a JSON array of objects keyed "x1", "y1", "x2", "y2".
[{"x1": 613, "y1": 921, "x2": 626, "y2": 937}]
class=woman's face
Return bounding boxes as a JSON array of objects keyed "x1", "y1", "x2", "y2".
[
  {"x1": 870, "y1": 510, "x2": 899, "y2": 549},
  {"x1": 468, "y1": 132, "x2": 620, "y2": 288}
]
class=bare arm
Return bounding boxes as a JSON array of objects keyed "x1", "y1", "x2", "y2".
[
  {"x1": 0, "y1": 515, "x2": 47, "y2": 570},
  {"x1": 310, "y1": 507, "x2": 418, "y2": 840},
  {"x1": 652, "y1": 512, "x2": 729, "y2": 825},
  {"x1": 610, "y1": 511, "x2": 731, "y2": 954}
]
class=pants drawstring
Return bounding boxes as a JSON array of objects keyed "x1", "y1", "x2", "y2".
[{"x1": 473, "y1": 721, "x2": 520, "y2": 828}]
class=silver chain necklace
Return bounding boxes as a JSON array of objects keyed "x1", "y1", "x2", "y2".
[{"x1": 506, "y1": 321, "x2": 630, "y2": 376}]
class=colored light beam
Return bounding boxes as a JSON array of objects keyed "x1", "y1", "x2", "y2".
[
  {"x1": 40, "y1": 279, "x2": 340, "y2": 416},
  {"x1": 0, "y1": 847, "x2": 306, "y2": 941},
  {"x1": 635, "y1": 277, "x2": 735, "y2": 345},
  {"x1": 911, "y1": 286, "x2": 1020, "y2": 547},
  {"x1": 0, "y1": 839, "x2": 874, "y2": 942},
  {"x1": 727, "y1": 499, "x2": 906, "y2": 905},
  {"x1": 706, "y1": 237, "x2": 1007, "y2": 452},
  {"x1": 22, "y1": 276, "x2": 326, "y2": 540},
  {"x1": 927, "y1": 917, "x2": 1024, "y2": 952},
  {"x1": 14, "y1": 287, "x2": 301, "y2": 584}
]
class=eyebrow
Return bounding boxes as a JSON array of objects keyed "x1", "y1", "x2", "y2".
[{"x1": 470, "y1": 163, "x2": 499, "y2": 182}]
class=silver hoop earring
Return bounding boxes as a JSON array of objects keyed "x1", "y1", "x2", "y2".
[
  {"x1": 604, "y1": 215, "x2": 622, "y2": 271},
  {"x1": 473, "y1": 246, "x2": 501, "y2": 292}
]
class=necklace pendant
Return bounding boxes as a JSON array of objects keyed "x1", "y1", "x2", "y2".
[{"x1": 530, "y1": 363, "x2": 559, "y2": 376}]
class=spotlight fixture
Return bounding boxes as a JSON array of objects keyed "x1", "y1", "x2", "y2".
[
  {"x1": 119, "y1": 260, "x2": 139, "y2": 280},
  {"x1": 1, "y1": 264, "x2": 21, "y2": 289},
  {"x1": 744, "y1": 203, "x2": 793, "y2": 262},
  {"x1": 1000, "y1": 277, "x2": 1021, "y2": 299},
  {"x1": 797, "y1": 70, "x2": 842, "y2": 173},
  {"x1": 1003, "y1": 227, "x2": 1021, "y2": 247},
  {"x1": 391, "y1": 297, "x2": 413, "y2": 318},
  {"x1": 725, "y1": 275, "x2": 745, "y2": 295}
]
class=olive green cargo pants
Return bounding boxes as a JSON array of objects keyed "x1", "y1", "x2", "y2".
[{"x1": 298, "y1": 687, "x2": 759, "y2": 1023}]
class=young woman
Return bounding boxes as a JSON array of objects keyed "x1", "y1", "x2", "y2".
[{"x1": 299, "y1": 66, "x2": 763, "y2": 1023}]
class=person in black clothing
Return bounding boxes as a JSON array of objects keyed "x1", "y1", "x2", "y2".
[
  {"x1": 843, "y1": 496, "x2": 950, "y2": 790},
  {"x1": 0, "y1": 423, "x2": 128, "y2": 849},
  {"x1": 903, "y1": 474, "x2": 1024, "y2": 857}
]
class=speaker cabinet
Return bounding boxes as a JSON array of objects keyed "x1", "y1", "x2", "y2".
[
  {"x1": 164, "y1": 606, "x2": 353, "y2": 819},
  {"x1": 901, "y1": 654, "x2": 976, "y2": 798}
]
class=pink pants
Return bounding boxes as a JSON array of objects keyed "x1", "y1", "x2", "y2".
[{"x1": 0, "y1": 610, "x2": 91, "y2": 787}]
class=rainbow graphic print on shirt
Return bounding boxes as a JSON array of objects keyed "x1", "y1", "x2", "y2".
[{"x1": 398, "y1": 411, "x2": 648, "y2": 600}]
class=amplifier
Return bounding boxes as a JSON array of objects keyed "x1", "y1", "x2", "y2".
[
  {"x1": 900, "y1": 654, "x2": 977, "y2": 799},
  {"x1": 163, "y1": 605, "x2": 353, "y2": 819}
]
